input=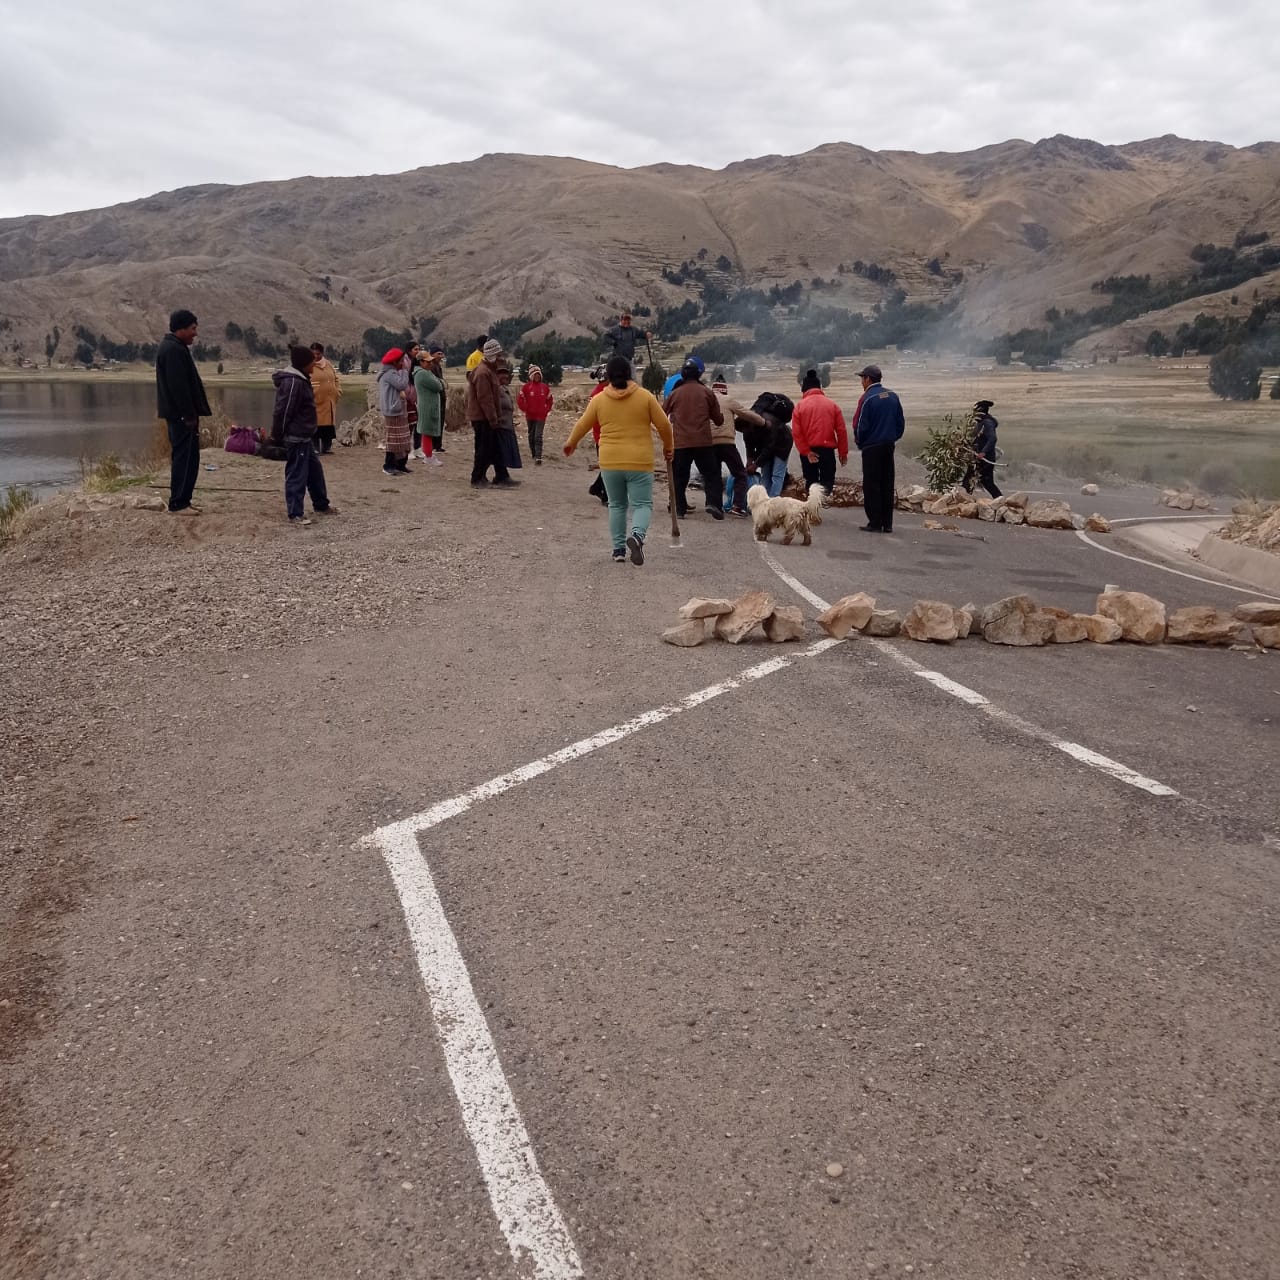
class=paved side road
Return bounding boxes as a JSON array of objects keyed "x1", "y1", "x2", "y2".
[{"x1": 2, "y1": 459, "x2": 1276, "y2": 1279}]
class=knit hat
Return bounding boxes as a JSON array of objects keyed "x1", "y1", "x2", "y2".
[
  {"x1": 801, "y1": 368, "x2": 821, "y2": 392},
  {"x1": 483, "y1": 339, "x2": 503, "y2": 360},
  {"x1": 169, "y1": 308, "x2": 198, "y2": 332},
  {"x1": 381, "y1": 348, "x2": 404, "y2": 365},
  {"x1": 528, "y1": 364, "x2": 543, "y2": 379}
]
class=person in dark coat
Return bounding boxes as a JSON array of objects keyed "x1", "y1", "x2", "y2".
[
  {"x1": 963, "y1": 400, "x2": 1002, "y2": 498},
  {"x1": 850, "y1": 364, "x2": 905, "y2": 533},
  {"x1": 272, "y1": 346, "x2": 339, "y2": 525},
  {"x1": 155, "y1": 308, "x2": 212, "y2": 513}
]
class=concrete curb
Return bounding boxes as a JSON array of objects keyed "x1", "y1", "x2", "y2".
[{"x1": 1196, "y1": 534, "x2": 1280, "y2": 595}]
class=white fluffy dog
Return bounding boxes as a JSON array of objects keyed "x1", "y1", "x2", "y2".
[{"x1": 747, "y1": 483, "x2": 826, "y2": 545}]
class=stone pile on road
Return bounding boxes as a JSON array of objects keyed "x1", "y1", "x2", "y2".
[
  {"x1": 663, "y1": 592, "x2": 808, "y2": 646},
  {"x1": 1157, "y1": 488, "x2": 1215, "y2": 512},
  {"x1": 663, "y1": 590, "x2": 1279, "y2": 652}
]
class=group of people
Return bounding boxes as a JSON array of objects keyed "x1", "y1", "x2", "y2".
[
  {"x1": 153, "y1": 306, "x2": 909, "y2": 542},
  {"x1": 560, "y1": 351, "x2": 907, "y2": 563}
]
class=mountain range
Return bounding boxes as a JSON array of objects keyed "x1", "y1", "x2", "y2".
[{"x1": 1, "y1": 134, "x2": 1277, "y2": 362}]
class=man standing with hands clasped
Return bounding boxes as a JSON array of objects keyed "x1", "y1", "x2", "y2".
[
  {"x1": 155, "y1": 308, "x2": 212, "y2": 514},
  {"x1": 851, "y1": 364, "x2": 905, "y2": 533}
]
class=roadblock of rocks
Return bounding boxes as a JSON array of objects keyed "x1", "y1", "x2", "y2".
[
  {"x1": 663, "y1": 590, "x2": 1280, "y2": 650},
  {"x1": 777, "y1": 477, "x2": 1112, "y2": 532}
]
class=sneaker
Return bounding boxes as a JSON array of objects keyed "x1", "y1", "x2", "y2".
[
  {"x1": 492, "y1": 478, "x2": 521, "y2": 488},
  {"x1": 859, "y1": 523, "x2": 882, "y2": 532},
  {"x1": 410, "y1": 448, "x2": 425, "y2": 460},
  {"x1": 382, "y1": 467, "x2": 399, "y2": 477},
  {"x1": 313, "y1": 505, "x2": 340, "y2": 516},
  {"x1": 395, "y1": 466, "x2": 413, "y2": 475},
  {"x1": 612, "y1": 549, "x2": 627, "y2": 563},
  {"x1": 428, "y1": 455, "x2": 443, "y2": 467},
  {"x1": 168, "y1": 504, "x2": 200, "y2": 515},
  {"x1": 729, "y1": 508, "x2": 750, "y2": 519},
  {"x1": 626, "y1": 533, "x2": 645, "y2": 566},
  {"x1": 707, "y1": 507, "x2": 725, "y2": 521},
  {"x1": 534, "y1": 457, "x2": 543, "y2": 466},
  {"x1": 436, "y1": 444, "x2": 446, "y2": 454},
  {"x1": 288, "y1": 515, "x2": 312, "y2": 526}
]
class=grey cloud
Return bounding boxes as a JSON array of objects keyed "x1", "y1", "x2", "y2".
[{"x1": 2, "y1": 0, "x2": 1275, "y2": 217}]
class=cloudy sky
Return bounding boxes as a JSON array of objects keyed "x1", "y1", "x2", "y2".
[{"x1": 2, "y1": 0, "x2": 1273, "y2": 219}]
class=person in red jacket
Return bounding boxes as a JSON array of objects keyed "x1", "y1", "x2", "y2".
[
  {"x1": 790, "y1": 368, "x2": 848, "y2": 495},
  {"x1": 516, "y1": 364, "x2": 555, "y2": 464}
]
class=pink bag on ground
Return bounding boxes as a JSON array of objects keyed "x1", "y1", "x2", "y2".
[{"x1": 225, "y1": 426, "x2": 258, "y2": 455}]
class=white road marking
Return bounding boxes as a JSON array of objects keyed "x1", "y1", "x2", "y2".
[
  {"x1": 1074, "y1": 530, "x2": 1280, "y2": 600},
  {"x1": 366, "y1": 635, "x2": 842, "y2": 1280},
  {"x1": 375, "y1": 825, "x2": 584, "y2": 1280},
  {"x1": 757, "y1": 543, "x2": 1180, "y2": 798}
]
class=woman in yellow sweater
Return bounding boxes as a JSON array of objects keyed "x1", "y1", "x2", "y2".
[{"x1": 564, "y1": 356, "x2": 674, "y2": 565}]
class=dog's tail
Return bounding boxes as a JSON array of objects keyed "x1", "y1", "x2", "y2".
[{"x1": 806, "y1": 484, "x2": 827, "y2": 518}]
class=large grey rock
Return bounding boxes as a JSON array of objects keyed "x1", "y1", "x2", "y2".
[
  {"x1": 903, "y1": 600, "x2": 960, "y2": 643},
  {"x1": 762, "y1": 606, "x2": 805, "y2": 643},
  {"x1": 817, "y1": 592, "x2": 875, "y2": 639},
  {"x1": 864, "y1": 608, "x2": 902, "y2": 637},
  {"x1": 1025, "y1": 499, "x2": 1075, "y2": 530},
  {"x1": 1079, "y1": 614, "x2": 1123, "y2": 643},
  {"x1": 678, "y1": 597, "x2": 735, "y2": 620},
  {"x1": 1096, "y1": 590, "x2": 1166, "y2": 644},
  {"x1": 714, "y1": 590, "x2": 775, "y2": 644},
  {"x1": 979, "y1": 595, "x2": 1056, "y2": 646},
  {"x1": 662, "y1": 618, "x2": 713, "y2": 647},
  {"x1": 1234, "y1": 602, "x2": 1280, "y2": 626},
  {"x1": 1166, "y1": 606, "x2": 1243, "y2": 646}
]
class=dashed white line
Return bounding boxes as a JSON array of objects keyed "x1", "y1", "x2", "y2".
[
  {"x1": 757, "y1": 543, "x2": 1180, "y2": 798},
  {"x1": 366, "y1": 634, "x2": 842, "y2": 1280}
]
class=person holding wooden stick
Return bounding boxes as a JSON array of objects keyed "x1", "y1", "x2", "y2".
[{"x1": 963, "y1": 399, "x2": 1002, "y2": 498}]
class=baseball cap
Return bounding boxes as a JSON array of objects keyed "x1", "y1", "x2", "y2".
[{"x1": 856, "y1": 364, "x2": 882, "y2": 380}]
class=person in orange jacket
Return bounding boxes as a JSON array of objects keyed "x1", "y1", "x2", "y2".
[
  {"x1": 516, "y1": 365, "x2": 555, "y2": 464},
  {"x1": 789, "y1": 368, "x2": 847, "y2": 495}
]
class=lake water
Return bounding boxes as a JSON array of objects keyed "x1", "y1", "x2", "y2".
[{"x1": 0, "y1": 380, "x2": 367, "y2": 495}]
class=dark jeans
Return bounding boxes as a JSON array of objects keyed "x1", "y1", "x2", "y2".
[
  {"x1": 673, "y1": 446, "x2": 722, "y2": 515},
  {"x1": 317, "y1": 425, "x2": 336, "y2": 453},
  {"x1": 715, "y1": 442, "x2": 749, "y2": 511},
  {"x1": 861, "y1": 443, "x2": 896, "y2": 530},
  {"x1": 527, "y1": 419, "x2": 546, "y2": 459},
  {"x1": 800, "y1": 446, "x2": 837, "y2": 496},
  {"x1": 964, "y1": 457, "x2": 1002, "y2": 499},
  {"x1": 470, "y1": 420, "x2": 509, "y2": 483},
  {"x1": 166, "y1": 417, "x2": 200, "y2": 511},
  {"x1": 285, "y1": 440, "x2": 330, "y2": 517}
]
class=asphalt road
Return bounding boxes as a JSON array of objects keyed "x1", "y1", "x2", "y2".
[{"x1": 3, "y1": 456, "x2": 1277, "y2": 1280}]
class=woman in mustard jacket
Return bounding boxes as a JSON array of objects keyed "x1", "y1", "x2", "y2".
[{"x1": 564, "y1": 356, "x2": 674, "y2": 565}]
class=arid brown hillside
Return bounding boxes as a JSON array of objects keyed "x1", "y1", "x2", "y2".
[{"x1": 0, "y1": 135, "x2": 1277, "y2": 361}]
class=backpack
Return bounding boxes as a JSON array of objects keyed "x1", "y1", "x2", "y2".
[{"x1": 752, "y1": 392, "x2": 794, "y2": 423}]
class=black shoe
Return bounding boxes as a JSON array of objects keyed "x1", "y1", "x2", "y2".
[
  {"x1": 382, "y1": 468, "x2": 399, "y2": 477},
  {"x1": 470, "y1": 478, "x2": 489, "y2": 487},
  {"x1": 612, "y1": 548, "x2": 627, "y2": 563},
  {"x1": 493, "y1": 478, "x2": 521, "y2": 488},
  {"x1": 707, "y1": 507, "x2": 725, "y2": 521},
  {"x1": 860, "y1": 523, "x2": 882, "y2": 532},
  {"x1": 534, "y1": 457, "x2": 543, "y2": 466},
  {"x1": 396, "y1": 466, "x2": 412, "y2": 475},
  {"x1": 627, "y1": 534, "x2": 645, "y2": 566}
]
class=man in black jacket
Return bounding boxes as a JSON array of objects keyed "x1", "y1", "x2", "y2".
[{"x1": 155, "y1": 309, "x2": 212, "y2": 513}]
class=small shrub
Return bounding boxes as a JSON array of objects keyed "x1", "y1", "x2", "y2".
[
  {"x1": 641, "y1": 362, "x2": 667, "y2": 394},
  {"x1": 1, "y1": 485, "x2": 37, "y2": 544},
  {"x1": 918, "y1": 412, "x2": 974, "y2": 492},
  {"x1": 1208, "y1": 345, "x2": 1262, "y2": 400},
  {"x1": 740, "y1": 359, "x2": 757, "y2": 383}
]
